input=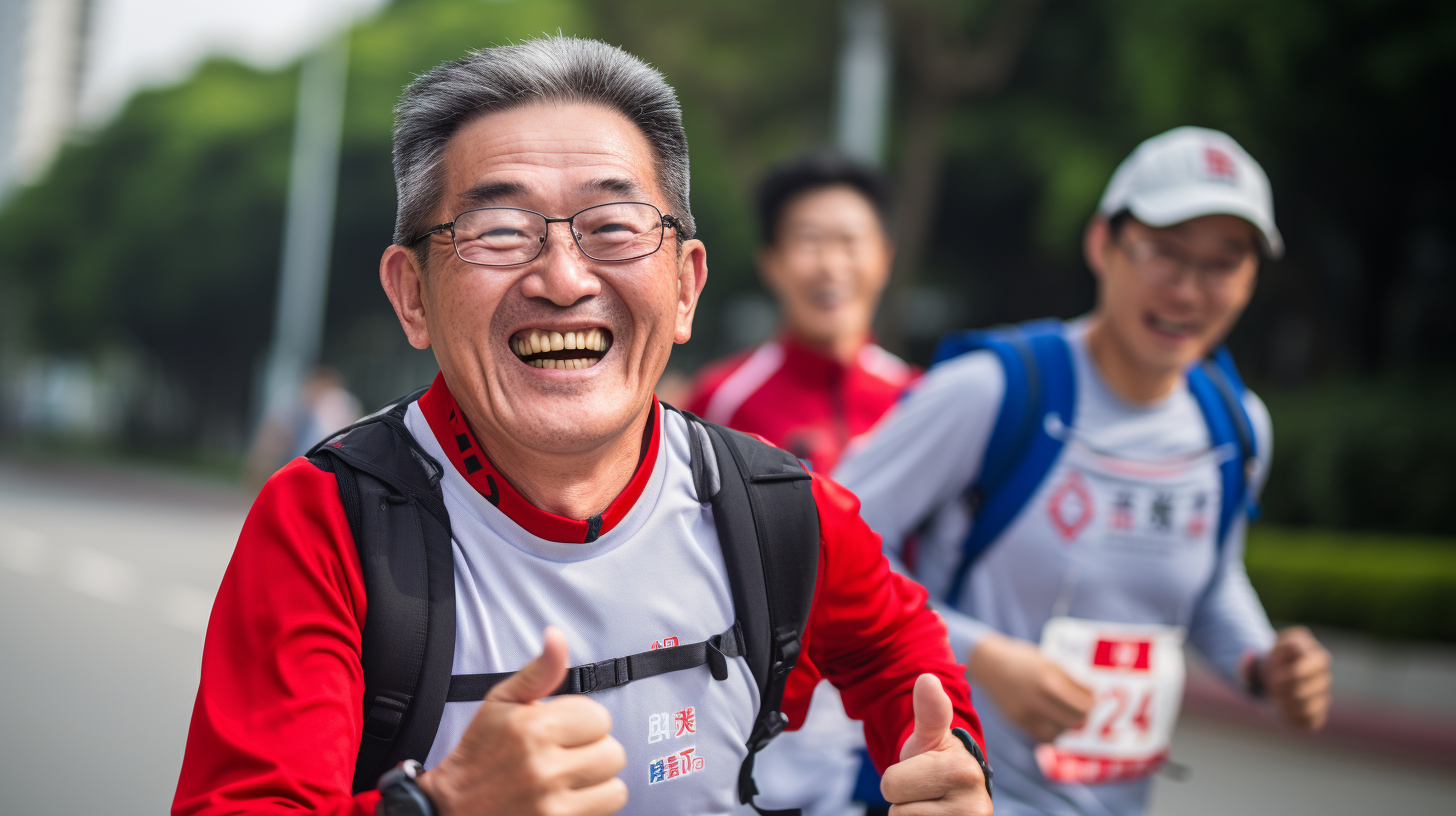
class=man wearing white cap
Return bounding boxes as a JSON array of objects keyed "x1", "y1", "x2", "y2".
[{"x1": 832, "y1": 126, "x2": 1333, "y2": 815}]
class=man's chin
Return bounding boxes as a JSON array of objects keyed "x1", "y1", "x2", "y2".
[{"x1": 492, "y1": 367, "x2": 647, "y2": 453}]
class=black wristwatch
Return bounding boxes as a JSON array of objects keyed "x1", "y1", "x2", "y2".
[
  {"x1": 952, "y1": 727, "x2": 995, "y2": 799},
  {"x1": 377, "y1": 760, "x2": 437, "y2": 816}
]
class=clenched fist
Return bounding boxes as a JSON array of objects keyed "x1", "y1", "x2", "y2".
[
  {"x1": 968, "y1": 632, "x2": 1094, "y2": 743},
  {"x1": 417, "y1": 627, "x2": 629, "y2": 816},
  {"x1": 1256, "y1": 625, "x2": 1332, "y2": 731}
]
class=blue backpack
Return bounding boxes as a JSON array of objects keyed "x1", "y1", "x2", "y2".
[{"x1": 929, "y1": 319, "x2": 1260, "y2": 605}]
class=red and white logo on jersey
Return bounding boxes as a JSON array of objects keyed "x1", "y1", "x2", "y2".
[
  {"x1": 1092, "y1": 637, "x2": 1152, "y2": 672},
  {"x1": 1047, "y1": 470, "x2": 1094, "y2": 541},
  {"x1": 650, "y1": 636, "x2": 680, "y2": 651}
]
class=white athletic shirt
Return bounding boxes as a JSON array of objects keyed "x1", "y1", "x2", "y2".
[
  {"x1": 406, "y1": 403, "x2": 761, "y2": 815},
  {"x1": 831, "y1": 320, "x2": 1278, "y2": 816}
]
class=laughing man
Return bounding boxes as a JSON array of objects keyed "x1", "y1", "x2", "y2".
[{"x1": 172, "y1": 37, "x2": 992, "y2": 816}]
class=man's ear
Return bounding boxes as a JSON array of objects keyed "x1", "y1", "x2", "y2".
[
  {"x1": 1084, "y1": 216, "x2": 1111, "y2": 282},
  {"x1": 673, "y1": 239, "x2": 710, "y2": 345},
  {"x1": 380, "y1": 244, "x2": 432, "y2": 350}
]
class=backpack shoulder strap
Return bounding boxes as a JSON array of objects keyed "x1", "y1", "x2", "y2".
[
  {"x1": 1186, "y1": 346, "x2": 1259, "y2": 550},
  {"x1": 306, "y1": 389, "x2": 457, "y2": 793},
  {"x1": 667, "y1": 406, "x2": 819, "y2": 815},
  {"x1": 939, "y1": 320, "x2": 1077, "y2": 604}
]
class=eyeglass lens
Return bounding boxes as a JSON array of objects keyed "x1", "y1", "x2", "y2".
[
  {"x1": 451, "y1": 203, "x2": 665, "y2": 266},
  {"x1": 1124, "y1": 239, "x2": 1247, "y2": 287}
]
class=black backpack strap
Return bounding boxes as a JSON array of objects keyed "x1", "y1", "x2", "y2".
[
  {"x1": 668, "y1": 407, "x2": 820, "y2": 816},
  {"x1": 306, "y1": 389, "x2": 457, "y2": 793},
  {"x1": 446, "y1": 621, "x2": 746, "y2": 700}
]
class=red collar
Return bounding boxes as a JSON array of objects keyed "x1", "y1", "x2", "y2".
[{"x1": 417, "y1": 373, "x2": 661, "y2": 543}]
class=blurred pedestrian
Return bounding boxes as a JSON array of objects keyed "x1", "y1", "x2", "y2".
[
  {"x1": 837, "y1": 126, "x2": 1333, "y2": 816},
  {"x1": 684, "y1": 153, "x2": 914, "y2": 815},
  {"x1": 243, "y1": 366, "x2": 361, "y2": 487},
  {"x1": 684, "y1": 153, "x2": 914, "y2": 476}
]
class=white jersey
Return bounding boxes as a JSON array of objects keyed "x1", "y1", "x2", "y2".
[
  {"x1": 406, "y1": 403, "x2": 761, "y2": 815},
  {"x1": 830, "y1": 320, "x2": 1277, "y2": 816}
]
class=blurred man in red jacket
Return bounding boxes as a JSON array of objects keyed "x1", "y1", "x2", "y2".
[{"x1": 685, "y1": 154, "x2": 915, "y2": 475}]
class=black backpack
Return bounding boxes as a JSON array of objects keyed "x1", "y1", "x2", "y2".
[{"x1": 307, "y1": 390, "x2": 820, "y2": 815}]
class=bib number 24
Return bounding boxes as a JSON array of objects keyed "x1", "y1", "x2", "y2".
[{"x1": 1035, "y1": 617, "x2": 1186, "y2": 785}]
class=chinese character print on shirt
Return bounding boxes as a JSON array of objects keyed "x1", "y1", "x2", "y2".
[
  {"x1": 674, "y1": 706, "x2": 695, "y2": 737},
  {"x1": 645, "y1": 706, "x2": 704, "y2": 784}
]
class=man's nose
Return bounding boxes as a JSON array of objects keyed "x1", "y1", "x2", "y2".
[
  {"x1": 1164, "y1": 262, "x2": 1204, "y2": 303},
  {"x1": 519, "y1": 222, "x2": 602, "y2": 306}
]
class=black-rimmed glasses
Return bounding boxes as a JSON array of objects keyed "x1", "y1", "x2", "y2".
[{"x1": 413, "y1": 202, "x2": 683, "y2": 266}]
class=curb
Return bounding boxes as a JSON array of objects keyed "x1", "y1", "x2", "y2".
[{"x1": 1182, "y1": 668, "x2": 1456, "y2": 770}]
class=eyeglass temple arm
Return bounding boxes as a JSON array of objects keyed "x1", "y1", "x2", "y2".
[{"x1": 411, "y1": 222, "x2": 455, "y2": 244}]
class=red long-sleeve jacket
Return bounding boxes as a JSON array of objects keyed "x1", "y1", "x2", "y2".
[
  {"x1": 172, "y1": 379, "x2": 979, "y2": 816},
  {"x1": 685, "y1": 334, "x2": 917, "y2": 475}
]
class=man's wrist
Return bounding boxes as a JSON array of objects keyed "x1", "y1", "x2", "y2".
[
  {"x1": 377, "y1": 760, "x2": 438, "y2": 816},
  {"x1": 951, "y1": 727, "x2": 994, "y2": 799},
  {"x1": 1241, "y1": 650, "x2": 1267, "y2": 698}
]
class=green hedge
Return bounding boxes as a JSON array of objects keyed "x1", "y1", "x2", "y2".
[
  {"x1": 1257, "y1": 377, "x2": 1456, "y2": 535},
  {"x1": 1245, "y1": 525, "x2": 1456, "y2": 643}
]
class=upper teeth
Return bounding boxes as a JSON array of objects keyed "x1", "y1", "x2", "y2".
[{"x1": 512, "y1": 328, "x2": 609, "y2": 358}]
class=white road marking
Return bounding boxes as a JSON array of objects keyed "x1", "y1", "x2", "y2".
[
  {"x1": 0, "y1": 526, "x2": 49, "y2": 575},
  {"x1": 3, "y1": 524, "x2": 214, "y2": 635},
  {"x1": 65, "y1": 546, "x2": 141, "y2": 604},
  {"x1": 155, "y1": 583, "x2": 214, "y2": 635}
]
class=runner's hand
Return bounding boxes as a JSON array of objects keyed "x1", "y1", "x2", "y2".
[
  {"x1": 968, "y1": 632, "x2": 1095, "y2": 743},
  {"x1": 417, "y1": 626, "x2": 628, "y2": 816},
  {"x1": 1259, "y1": 626, "x2": 1332, "y2": 731},
  {"x1": 880, "y1": 674, "x2": 992, "y2": 816}
]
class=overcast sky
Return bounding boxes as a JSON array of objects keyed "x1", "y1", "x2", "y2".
[{"x1": 79, "y1": 0, "x2": 390, "y2": 125}]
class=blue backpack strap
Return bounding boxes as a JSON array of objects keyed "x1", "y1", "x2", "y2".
[
  {"x1": 1186, "y1": 346, "x2": 1259, "y2": 550},
  {"x1": 935, "y1": 320, "x2": 1076, "y2": 605}
]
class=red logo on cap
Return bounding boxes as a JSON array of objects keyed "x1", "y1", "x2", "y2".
[{"x1": 1205, "y1": 147, "x2": 1237, "y2": 182}]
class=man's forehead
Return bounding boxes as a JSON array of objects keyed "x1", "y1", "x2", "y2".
[
  {"x1": 1146, "y1": 215, "x2": 1257, "y2": 250},
  {"x1": 781, "y1": 186, "x2": 883, "y2": 232},
  {"x1": 441, "y1": 102, "x2": 660, "y2": 208}
]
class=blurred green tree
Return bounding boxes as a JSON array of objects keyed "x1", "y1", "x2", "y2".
[{"x1": 0, "y1": 0, "x2": 1451, "y2": 535}]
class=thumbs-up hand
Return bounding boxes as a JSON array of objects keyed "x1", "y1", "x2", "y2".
[
  {"x1": 416, "y1": 627, "x2": 629, "y2": 816},
  {"x1": 879, "y1": 674, "x2": 992, "y2": 816}
]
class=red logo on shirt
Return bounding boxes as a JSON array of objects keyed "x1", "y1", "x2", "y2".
[
  {"x1": 1047, "y1": 471, "x2": 1094, "y2": 541},
  {"x1": 1092, "y1": 638, "x2": 1152, "y2": 671},
  {"x1": 650, "y1": 636, "x2": 679, "y2": 650}
]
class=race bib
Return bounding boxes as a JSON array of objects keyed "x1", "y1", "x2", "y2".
[{"x1": 1035, "y1": 616, "x2": 1185, "y2": 785}]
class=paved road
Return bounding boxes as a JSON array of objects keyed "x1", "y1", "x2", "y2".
[
  {"x1": 2, "y1": 458, "x2": 1453, "y2": 816},
  {"x1": 0, "y1": 459, "x2": 244, "y2": 816}
]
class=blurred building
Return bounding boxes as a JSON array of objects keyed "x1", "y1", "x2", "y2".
[{"x1": 0, "y1": 0, "x2": 91, "y2": 203}]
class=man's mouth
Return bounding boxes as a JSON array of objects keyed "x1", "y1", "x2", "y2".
[
  {"x1": 510, "y1": 327, "x2": 613, "y2": 370},
  {"x1": 1145, "y1": 314, "x2": 1199, "y2": 338},
  {"x1": 808, "y1": 284, "x2": 853, "y2": 310}
]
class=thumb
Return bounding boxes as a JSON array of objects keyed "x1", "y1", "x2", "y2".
[
  {"x1": 487, "y1": 626, "x2": 569, "y2": 704},
  {"x1": 900, "y1": 674, "x2": 955, "y2": 761}
]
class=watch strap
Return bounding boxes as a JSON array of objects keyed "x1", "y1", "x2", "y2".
[
  {"x1": 952, "y1": 727, "x2": 994, "y2": 799},
  {"x1": 377, "y1": 760, "x2": 438, "y2": 816}
]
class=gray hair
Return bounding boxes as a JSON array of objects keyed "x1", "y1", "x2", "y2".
[{"x1": 391, "y1": 36, "x2": 695, "y2": 252}]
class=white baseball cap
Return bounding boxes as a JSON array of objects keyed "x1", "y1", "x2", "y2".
[{"x1": 1098, "y1": 126, "x2": 1283, "y2": 259}]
